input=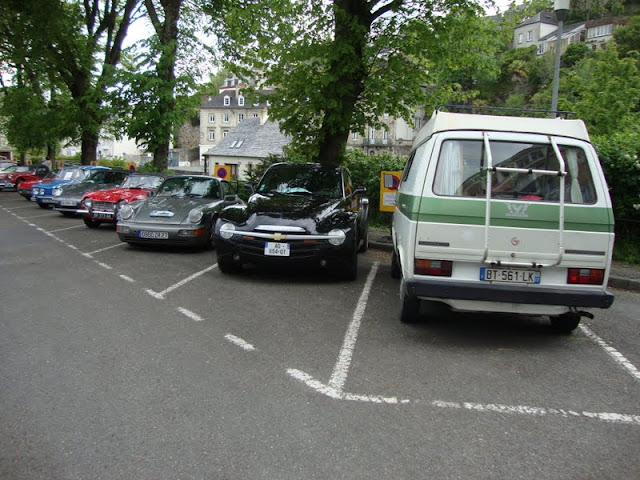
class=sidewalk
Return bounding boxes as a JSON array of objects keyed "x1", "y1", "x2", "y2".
[{"x1": 369, "y1": 230, "x2": 640, "y2": 292}]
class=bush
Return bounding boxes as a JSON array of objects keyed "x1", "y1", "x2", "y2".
[{"x1": 593, "y1": 133, "x2": 640, "y2": 220}]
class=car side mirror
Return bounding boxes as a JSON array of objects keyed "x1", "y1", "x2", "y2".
[
  {"x1": 244, "y1": 182, "x2": 256, "y2": 193},
  {"x1": 224, "y1": 194, "x2": 237, "y2": 202},
  {"x1": 350, "y1": 186, "x2": 366, "y2": 197}
]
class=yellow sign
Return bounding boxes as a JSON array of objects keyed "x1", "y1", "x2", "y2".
[
  {"x1": 379, "y1": 171, "x2": 402, "y2": 212},
  {"x1": 214, "y1": 164, "x2": 231, "y2": 179}
]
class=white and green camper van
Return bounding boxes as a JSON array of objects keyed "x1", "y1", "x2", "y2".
[{"x1": 392, "y1": 109, "x2": 615, "y2": 332}]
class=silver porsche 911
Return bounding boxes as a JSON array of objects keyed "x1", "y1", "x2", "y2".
[{"x1": 116, "y1": 175, "x2": 242, "y2": 249}]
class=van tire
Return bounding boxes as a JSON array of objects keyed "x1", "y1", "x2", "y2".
[
  {"x1": 400, "y1": 288, "x2": 420, "y2": 323},
  {"x1": 391, "y1": 251, "x2": 401, "y2": 279},
  {"x1": 550, "y1": 313, "x2": 581, "y2": 333}
]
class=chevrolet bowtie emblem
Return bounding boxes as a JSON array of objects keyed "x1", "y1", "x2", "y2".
[{"x1": 272, "y1": 233, "x2": 287, "y2": 241}]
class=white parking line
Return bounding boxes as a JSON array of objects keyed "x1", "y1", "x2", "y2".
[
  {"x1": 22, "y1": 213, "x2": 56, "y2": 219},
  {"x1": 580, "y1": 324, "x2": 640, "y2": 381},
  {"x1": 149, "y1": 264, "x2": 218, "y2": 299},
  {"x1": 87, "y1": 243, "x2": 126, "y2": 255},
  {"x1": 5, "y1": 205, "x2": 37, "y2": 210},
  {"x1": 119, "y1": 274, "x2": 135, "y2": 283},
  {"x1": 48, "y1": 225, "x2": 86, "y2": 233},
  {"x1": 178, "y1": 307, "x2": 203, "y2": 322},
  {"x1": 225, "y1": 334, "x2": 256, "y2": 351},
  {"x1": 328, "y1": 262, "x2": 379, "y2": 393}
]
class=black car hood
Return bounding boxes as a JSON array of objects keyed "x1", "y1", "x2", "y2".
[{"x1": 224, "y1": 193, "x2": 354, "y2": 233}]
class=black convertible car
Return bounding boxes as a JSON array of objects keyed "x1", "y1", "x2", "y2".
[{"x1": 213, "y1": 162, "x2": 369, "y2": 280}]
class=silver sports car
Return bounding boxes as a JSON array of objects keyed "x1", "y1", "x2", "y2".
[{"x1": 116, "y1": 175, "x2": 242, "y2": 249}]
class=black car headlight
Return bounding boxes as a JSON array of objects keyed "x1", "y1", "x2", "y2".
[
  {"x1": 328, "y1": 229, "x2": 346, "y2": 246},
  {"x1": 219, "y1": 223, "x2": 235, "y2": 239}
]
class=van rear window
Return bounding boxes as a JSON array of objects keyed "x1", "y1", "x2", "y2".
[{"x1": 432, "y1": 140, "x2": 597, "y2": 204}]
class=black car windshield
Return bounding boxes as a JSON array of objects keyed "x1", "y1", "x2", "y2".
[
  {"x1": 156, "y1": 177, "x2": 220, "y2": 198},
  {"x1": 257, "y1": 165, "x2": 343, "y2": 198},
  {"x1": 120, "y1": 175, "x2": 164, "y2": 189}
]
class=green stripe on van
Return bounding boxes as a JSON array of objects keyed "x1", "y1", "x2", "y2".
[{"x1": 396, "y1": 193, "x2": 613, "y2": 233}]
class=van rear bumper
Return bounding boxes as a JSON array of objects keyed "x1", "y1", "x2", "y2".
[{"x1": 404, "y1": 279, "x2": 614, "y2": 309}]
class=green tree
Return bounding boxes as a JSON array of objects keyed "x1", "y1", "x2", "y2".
[
  {"x1": 613, "y1": 14, "x2": 640, "y2": 60},
  {"x1": 205, "y1": 0, "x2": 501, "y2": 166},
  {"x1": 111, "y1": 0, "x2": 213, "y2": 170},
  {"x1": 0, "y1": 0, "x2": 142, "y2": 165}
]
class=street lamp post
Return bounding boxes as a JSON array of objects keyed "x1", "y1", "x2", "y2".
[{"x1": 551, "y1": 0, "x2": 570, "y2": 118}]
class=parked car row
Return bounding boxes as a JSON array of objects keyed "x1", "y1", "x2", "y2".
[{"x1": 2, "y1": 162, "x2": 371, "y2": 281}]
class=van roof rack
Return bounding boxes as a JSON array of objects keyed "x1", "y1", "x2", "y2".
[{"x1": 436, "y1": 105, "x2": 576, "y2": 119}]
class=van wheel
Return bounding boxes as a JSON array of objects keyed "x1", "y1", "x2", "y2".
[
  {"x1": 550, "y1": 313, "x2": 581, "y2": 333},
  {"x1": 391, "y1": 250, "x2": 401, "y2": 279},
  {"x1": 400, "y1": 284, "x2": 420, "y2": 323}
]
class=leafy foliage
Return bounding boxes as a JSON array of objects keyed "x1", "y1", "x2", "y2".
[
  {"x1": 204, "y1": 0, "x2": 502, "y2": 164},
  {"x1": 593, "y1": 133, "x2": 640, "y2": 220}
]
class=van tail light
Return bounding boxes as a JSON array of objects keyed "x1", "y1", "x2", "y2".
[
  {"x1": 567, "y1": 268, "x2": 605, "y2": 285},
  {"x1": 414, "y1": 259, "x2": 452, "y2": 277}
]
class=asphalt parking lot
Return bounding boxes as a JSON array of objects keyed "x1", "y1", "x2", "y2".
[{"x1": 1, "y1": 191, "x2": 639, "y2": 479}]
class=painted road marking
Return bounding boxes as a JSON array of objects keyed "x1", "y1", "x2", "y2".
[
  {"x1": 580, "y1": 324, "x2": 640, "y2": 381},
  {"x1": 48, "y1": 224, "x2": 86, "y2": 233},
  {"x1": 148, "y1": 264, "x2": 218, "y2": 299},
  {"x1": 178, "y1": 307, "x2": 203, "y2": 322},
  {"x1": 119, "y1": 274, "x2": 135, "y2": 283},
  {"x1": 87, "y1": 242, "x2": 126, "y2": 255},
  {"x1": 328, "y1": 262, "x2": 379, "y2": 393},
  {"x1": 225, "y1": 334, "x2": 256, "y2": 351}
]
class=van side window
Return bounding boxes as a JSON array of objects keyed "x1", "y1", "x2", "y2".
[
  {"x1": 433, "y1": 140, "x2": 597, "y2": 204},
  {"x1": 402, "y1": 151, "x2": 416, "y2": 183}
]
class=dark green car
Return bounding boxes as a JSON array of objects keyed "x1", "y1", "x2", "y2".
[{"x1": 116, "y1": 175, "x2": 242, "y2": 249}]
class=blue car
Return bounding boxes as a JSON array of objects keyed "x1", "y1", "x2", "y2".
[{"x1": 31, "y1": 166, "x2": 110, "y2": 209}]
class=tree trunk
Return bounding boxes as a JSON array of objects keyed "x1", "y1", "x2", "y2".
[
  {"x1": 316, "y1": 0, "x2": 371, "y2": 166},
  {"x1": 153, "y1": 143, "x2": 169, "y2": 171},
  {"x1": 46, "y1": 142, "x2": 56, "y2": 163},
  {"x1": 81, "y1": 131, "x2": 99, "y2": 165}
]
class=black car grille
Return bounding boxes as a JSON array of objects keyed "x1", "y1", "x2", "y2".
[{"x1": 233, "y1": 236, "x2": 323, "y2": 257}]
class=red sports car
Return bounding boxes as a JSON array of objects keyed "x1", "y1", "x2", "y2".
[
  {"x1": 80, "y1": 172, "x2": 168, "y2": 228},
  {"x1": 0, "y1": 164, "x2": 50, "y2": 191},
  {"x1": 17, "y1": 171, "x2": 58, "y2": 200}
]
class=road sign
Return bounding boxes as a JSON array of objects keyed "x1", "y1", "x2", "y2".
[{"x1": 380, "y1": 171, "x2": 402, "y2": 212}]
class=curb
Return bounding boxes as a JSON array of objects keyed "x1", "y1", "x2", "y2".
[{"x1": 369, "y1": 240, "x2": 640, "y2": 293}]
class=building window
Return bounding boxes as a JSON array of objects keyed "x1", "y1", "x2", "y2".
[
  {"x1": 527, "y1": 30, "x2": 533, "y2": 42},
  {"x1": 537, "y1": 44, "x2": 545, "y2": 55},
  {"x1": 223, "y1": 113, "x2": 229, "y2": 123},
  {"x1": 223, "y1": 130, "x2": 229, "y2": 137},
  {"x1": 253, "y1": 113, "x2": 259, "y2": 119},
  {"x1": 208, "y1": 113, "x2": 215, "y2": 123},
  {"x1": 518, "y1": 33, "x2": 523, "y2": 44},
  {"x1": 208, "y1": 130, "x2": 215, "y2": 141},
  {"x1": 224, "y1": 96, "x2": 230, "y2": 106},
  {"x1": 588, "y1": 24, "x2": 613, "y2": 39},
  {"x1": 238, "y1": 96, "x2": 244, "y2": 106},
  {"x1": 369, "y1": 127, "x2": 375, "y2": 139},
  {"x1": 383, "y1": 130, "x2": 388, "y2": 141},
  {"x1": 238, "y1": 113, "x2": 244, "y2": 122},
  {"x1": 352, "y1": 132, "x2": 359, "y2": 140}
]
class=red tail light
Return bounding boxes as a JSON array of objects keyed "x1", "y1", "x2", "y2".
[
  {"x1": 414, "y1": 259, "x2": 453, "y2": 276},
  {"x1": 567, "y1": 268, "x2": 604, "y2": 285}
]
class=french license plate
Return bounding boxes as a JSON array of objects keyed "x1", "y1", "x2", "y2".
[
  {"x1": 94, "y1": 212, "x2": 113, "y2": 219},
  {"x1": 138, "y1": 230, "x2": 169, "y2": 239},
  {"x1": 61, "y1": 199, "x2": 76, "y2": 206},
  {"x1": 480, "y1": 267, "x2": 540, "y2": 284},
  {"x1": 40, "y1": 198, "x2": 53, "y2": 203},
  {"x1": 264, "y1": 242, "x2": 290, "y2": 256}
]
